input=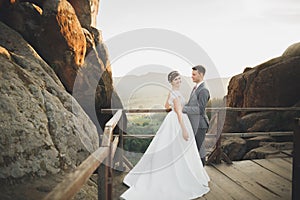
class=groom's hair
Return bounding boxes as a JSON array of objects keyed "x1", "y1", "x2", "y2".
[{"x1": 192, "y1": 65, "x2": 206, "y2": 75}]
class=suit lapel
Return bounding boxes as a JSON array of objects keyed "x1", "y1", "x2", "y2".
[
  {"x1": 195, "y1": 82, "x2": 204, "y2": 93},
  {"x1": 188, "y1": 82, "x2": 204, "y2": 103}
]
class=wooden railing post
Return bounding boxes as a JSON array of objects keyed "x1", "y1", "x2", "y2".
[
  {"x1": 216, "y1": 111, "x2": 222, "y2": 163},
  {"x1": 117, "y1": 110, "x2": 125, "y2": 171},
  {"x1": 98, "y1": 125, "x2": 115, "y2": 200},
  {"x1": 207, "y1": 110, "x2": 232, "y2": 165},
  {"x1": 293, "y1": 118, "x2": 300, "y2": 200},
  {"x1": 98, "y1": 110, "x2": 122, "y2": 200},
  {"x1": 107, "y1": 144, "x2": 113, "y2": 200},
  {"x1": 98, "y1": 126, "x2": 112, "y2": 200}
]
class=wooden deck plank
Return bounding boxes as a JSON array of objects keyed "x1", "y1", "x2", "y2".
[
  {"x1": 282, "y1": 157, "x2": 293, "y2": 164},
  {"x1": 253, "y1": 159, "x2": 292, "y2": 181},
  {"x1": 204, "y1": 166, "x2": 259, "y2": 200},
  {"x1": 196, "y1": 176, "x2": 234, "y2": 200},
  {"x1": 233, "y1": 160, "x2": 291, "y2": 199},
  {"x1": 214, "y1": 162, "x2": 282, "y2": 200},
  {"x1": 281, "y1": 150, "x2": 293, "y2": 157},
  {"x1": 114, "y1": 158, "x2": 293, "y2": 200},
  {"x1": 267, "y1": 158, "x2": 292, "y2": 170}
]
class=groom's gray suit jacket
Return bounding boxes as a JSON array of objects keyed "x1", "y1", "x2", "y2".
[
  {"x1": 183, "y1": 82, "x2": 210, "y2": 158},
  {"x1": 183, "y1": 82, "x2": 210, "y2": 133}
]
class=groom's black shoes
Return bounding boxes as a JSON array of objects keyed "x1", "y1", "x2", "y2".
[{"x1": 201, "y1": 157, "x2": 206, "y2": 166}]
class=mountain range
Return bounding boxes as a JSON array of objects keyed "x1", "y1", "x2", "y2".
[{"x1": 113, "y1": 72, "x2": 230, "y2": 108}]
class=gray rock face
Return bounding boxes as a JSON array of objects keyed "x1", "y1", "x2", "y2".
[
  {"x1": 222, "y1": 137, "x2": 247, "y2": 161},
  {"x1": 0, "y1": 1, "x2": 124, "y2": 135},
  {"x1": 224, "y1": 42, "x2": 300, "y2": 133},
  {"x1": 243, "y1": 146, "x2": 280, "y2": 160},
  {"x1": 214, "y1": 42, "x2": 300, "y2": 161},
  {"x1": 0, "y1": 21, "x2": 99, "y2": 179},
  {"x1": 283, "y1": 42, "x2": 300, "y2": 57}
]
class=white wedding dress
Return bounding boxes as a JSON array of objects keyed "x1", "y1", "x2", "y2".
[{"x1": 120, "y1": 90, "x2": 210, "y2": 200}]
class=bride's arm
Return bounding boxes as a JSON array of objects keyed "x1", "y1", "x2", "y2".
[
  {"x1": 164, "y1": 92, "x2": 171, "y2": 109},
  {"x1": 173, "y1": 98, "x2": 189, "y2": 141}
]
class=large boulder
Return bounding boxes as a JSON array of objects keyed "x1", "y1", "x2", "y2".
[
  {"x1": 222, "y1": 137, "x2": 247, "y2": 161},
  {"x1": 245, "y1": 136, "x2": 275, "y2": 152},
  {"x1": 282, "y1": 42, "x2": 300, "y2": 57},
  {"x1": 226, "y1": 55, "x2": 300, "y2": 108},
  {"x1": 68, "y1": 0, "x2": 99, "y2": 28},
  {"x1": 217, "y1": 42, "x2": 300, "y2": 161},
  {"x1": 0, "y1": 0, "x2": 87, "y2": 92},
  {"x1": 243, "y1": 146, "x2": 280, "y2": 160},
  {"x1": 0, "y1": 0, "x2": 125, "y2": 134},
  {"x1": 0, "y1": 21, "x2": 99, "y2": 179},
  {"x1": 0, "y1": 1, "x2": 122, "y2": 199},
  {"x1": 224, "y1": 42, "x2": 300, "y2": 132}
]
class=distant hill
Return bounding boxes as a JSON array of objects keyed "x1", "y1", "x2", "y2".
[{"x1": 113, "y1": 72, "x2": 230, "y2": 108}]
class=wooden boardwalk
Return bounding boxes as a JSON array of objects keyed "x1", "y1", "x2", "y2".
[
  {"x1": 114, "y1": 157, "x2": 292, "y2": 200},
  {"x1": 198, "y1": 157, "x2": 292, "y2": 200}
]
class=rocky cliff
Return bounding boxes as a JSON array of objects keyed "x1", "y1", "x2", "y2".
[
  {"x1": 218, "y1": 42, "x2": 300, "y2": 161},
  {"x1": 0, "y1": 0, "x2": 122, "y2": 199},
  {"x1": 223, "y1": 42, "x2": 300, "y2": 132}
]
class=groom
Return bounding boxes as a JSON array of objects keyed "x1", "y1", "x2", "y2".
[{"x1": 183, "y1": 65, "x2": 210, "y2": 166}]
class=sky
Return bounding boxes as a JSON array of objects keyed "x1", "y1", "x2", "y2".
[{"x1": 96, "y1": 0, "x2": 300, "y2": 78}]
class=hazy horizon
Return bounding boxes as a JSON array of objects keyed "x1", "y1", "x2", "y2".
[{"x1": 113, "y1": 72, "x2": 230, "y2": 109}]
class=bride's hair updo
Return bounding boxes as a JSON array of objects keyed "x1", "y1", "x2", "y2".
[{"x1": 167, "y1": 71, "x2": 180, "y2": 83}]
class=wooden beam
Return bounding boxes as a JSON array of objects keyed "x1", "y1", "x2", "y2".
[
  {"x1": 111, "y1": 136, "x2": 119, "y2": 161},
  {"x1": 98, "y1": 154, "x2": 111, "y2": 200},
  {"x1": 105, "y1": 109, "x2": 122, "y2": 128},
  {"x1": 207, "y1": 107, "x2": 300, "y2": 112},
  {"x1": 101, "y1": 108, "x2": 172, "y2": 114},
  {"x1": 101, "y1": 126, "x2": 113, "y2": 147},
  {"x1": 43, "y1": 147, "x2": 109, "y2": 200},
  {"x1": 220, "y1": 131, "x2": 293, "y2": 138},
  {"x1": 98, "y1": 137, "x2": 119, "y2": 200},
  {"x1": 293, "y1": 118, "x2": 300, "y2": 200},
  {"x1": 101, "y1": 110, "x2": 122, "y2": 147},
  {"x1": 122, "y1": 155, "x2": 134, "y2": 170},
  {"x1": 101, "y1": 107, "x2": 300, "y2": 114},
  {"x1": 121, "y1": 134, "x2": 155, "y2": 138},
  {"x1": 117, "y1": 131, "x2": 293, "y2": 139},
  {"x1": 116, "y1": 112, "x2": 125, "y2": 171}
]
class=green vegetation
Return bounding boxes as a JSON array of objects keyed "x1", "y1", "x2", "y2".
[
  {"x1": 124, "y1": 98, "x2": 224, "y2": 153},
  {"x1": 124, "y1": 138, "x2": 153, "y2": 153},
  {"x1": 124, "y1": 113, "x2": 166, "y2": 153}
]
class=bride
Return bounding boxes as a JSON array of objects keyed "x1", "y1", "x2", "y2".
[{"x1": 120, "y1": 71, "x2": 210, "y2": 200}]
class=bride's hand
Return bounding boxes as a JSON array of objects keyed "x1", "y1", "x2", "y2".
[{"x1": 182, "y1": 129, "x2": 189, "y2": 141}]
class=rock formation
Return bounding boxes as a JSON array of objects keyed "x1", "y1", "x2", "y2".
[
  {"x1": 0, "y1": 20, "x2": 99, "y2": 196},
  {"x1": 216, "y1": 42, "x2": 300, "y2": 162},
  {"x1": 224, "y1": 42, "x2": 300, "y2": 132},
  {"x1": 0, "y1": 0, "x2": 124, "y2": 199}
]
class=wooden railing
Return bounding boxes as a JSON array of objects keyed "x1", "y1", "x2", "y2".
[
  {"x1": 43, "y1": 110, "x2": 122, "y2": 200},
  {"x1": 102, "y1": 107, "x2": 299, "y2": 166},
  {"x1": 205, "y1": 107, "x2": 299, "y2": 164},
  {"x1": 43, "y1": 107, "x2": 299, "y2": 200}
]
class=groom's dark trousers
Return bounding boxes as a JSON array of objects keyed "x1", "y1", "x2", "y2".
[{"x1": 196, "y1": 128, "x2": 208, "y2": 165}]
